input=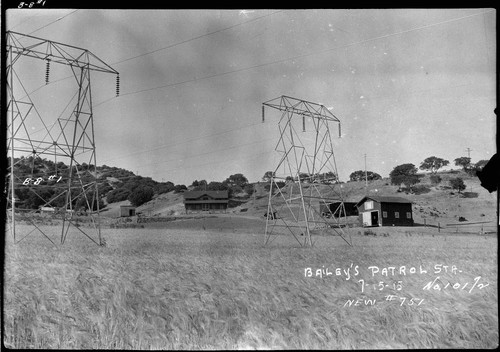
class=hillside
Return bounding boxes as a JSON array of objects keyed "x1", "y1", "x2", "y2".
[{"x1": 105, "y1": 170, "x2": 497, "y2": 228}]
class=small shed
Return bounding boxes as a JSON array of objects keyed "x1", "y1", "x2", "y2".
[
  {"x1": 355, "y1": 196, "x2": 413, "y2": 227},
  {"x1": 320, "y1": 201, "x2": 359, "y2": 218},
  {"x1": 120, "y1": 205, "x2": 136, "y2": 217},
  {"x1": 183, "y1": 190, "x2": 229, "y2": 213}
]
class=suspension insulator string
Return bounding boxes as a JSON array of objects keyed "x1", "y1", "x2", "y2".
[
  {"x1": 45, "y1": 59, "x2": 51, "y2": 84},
  {"x1": 115, "y1": 74, "x2": 120, "y2": 97}
]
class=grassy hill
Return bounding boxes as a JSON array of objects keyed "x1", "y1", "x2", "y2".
[{"x1": 104, "y1": 169, "x2": 497, "y2": 230}]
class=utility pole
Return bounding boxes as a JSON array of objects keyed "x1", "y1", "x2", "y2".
[
  {"x1": 364, "y1": 153, "x2": 368, "y2": 188},
  {"x1": 465, "y1": 148, "x2": 472, "y2": 159}
]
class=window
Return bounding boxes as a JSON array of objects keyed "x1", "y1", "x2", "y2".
[
  {"x1": 365, "y1": 201, "x2": 373, "y2": 210},
  {"x1": 406, "y1": 212, "x2": 412, "y2": 219},
  {"x1": 394, "y1": 212, "x2": 399, "y2": 218},
  {"x1": 382, "y1": 211, "x2": 387, "y2": 218}
]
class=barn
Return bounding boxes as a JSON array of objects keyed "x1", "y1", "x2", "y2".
[
  {"x1": 355, "y1": 196, "x2": 413, "y2": 227},
  {"x1": 120, "y1": 205, "x2": 136, "y2": 217},
  {"x1": 183, "y1": 190, "x2": 229, "y2": 214}
]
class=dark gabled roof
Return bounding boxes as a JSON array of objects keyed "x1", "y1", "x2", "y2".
[
  {"x1": 356, "y1": 195, "x2": 412, "y2": 207},
  {"x1": 183, "y1": 190, "x2": 229, "y2": 199}
]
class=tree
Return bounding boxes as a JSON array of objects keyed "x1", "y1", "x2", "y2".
[
  {"x1": 264, "y1": 181, "x2": 285, "y2": 192},
  {"x1": 244, "y1": 184, "x2": 255, "y2": 196},
  {"x1": 174, "y1": 184, "x2": 187, "y2": 193},
  {"x1": 419, "y1": 156, "x2": 449, "y2": 174},
  {"x1": 206, "y1": 181, "x2": 228, "y2": 191},
  {"x1": 127, "y1": 185, "x2": 154, "y2": 207},
  {"x1": 276, "y1": 181, "x2": 286, "y2": 189},
  {"x1": 316, "y1": 171, "x2": 337, "y2": 184},
  {"x1": 454, "y1": 157, "x2": 471, "y2": 171},
  {"x1": 75, "y1": 191, "x2": 104, "y2": 211},
  {"x1": 192, "y1": 180, "x2": 208, "y2": 191},
  {"x1": 262, "y1": 171, "x2": 275, "y2": 182},
  {"x1": 449, "y1": 177, "x2": 466, "y2": 194},
  {"x1": 224, "y1": 173, "x2": 248, "y2": 188},
  {"x1": 389, "y1": 163, "x2": 421, "y2": 191},
  {"x1": 107, "y1": 188, "x2": 131, "y2": 203},
  {"x1": 349, "y1": 170, "x2": 382, "y2": 182},
  {"x1": 155, "y1": 181, "x2": 175, "y2": 194},
  {"x1": 298, "y1": 173, "x2": 311, "y2": 182}
]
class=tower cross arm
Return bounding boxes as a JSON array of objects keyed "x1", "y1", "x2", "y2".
[
  {"x1": 7, "y1": 31, "x2": 118, "y2": 75},
  {"x1": 263, "y1": 95, "x2": 340, "y2": 123}
]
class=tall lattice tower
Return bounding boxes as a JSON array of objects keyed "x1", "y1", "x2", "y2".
[
  {"x1": 5, "y1": 31, "x2": 119, "y2": 246},
  {"x1": 261, "y1": 95, "x2": 352, "y2": 247}
]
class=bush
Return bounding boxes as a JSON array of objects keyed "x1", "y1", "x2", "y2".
[
  {"x1": 412, "y1": 184, "x2": 431, "y2": 195},
  {"x1": 106, "y1": 188, "x2": 131, "y2": 203},
  {"x1": 244, "y1": 184, "x2": 255, "y2": 196},
  {"x1": 429, "y1": 175, "x2": 442, "y2": 185},
  {"x1": 75, "y1": 193, "x2": 104, "y2": 211},
  {"x1": 449, "y1": 177, "x2": 466, "y2": 193},
  {"x1": 128, "y1": 186, "x2": 154, "y2": 206},
  {"x1": 155, "y1": 182, "x2": 175, "y2": 195},
  {"x1": 462, "y1": 192, "x2": 478, "y2": 198},
  {"x1": 174, "y1": 184, "x2": 187, "y2": 193}
]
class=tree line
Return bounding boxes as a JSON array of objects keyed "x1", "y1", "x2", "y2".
[
  {"x1": 389, "y1": 156, "x2": 487, "y2": 194},
  {"x1": 260, "y1": 155, "x2": 488, "y2": 195},
  {"x1": 8, "y1": 157, "x2": 189, "y2": 210},
  {"x1": 189, "y1": 173, "x2": 254, "y2": 198}
]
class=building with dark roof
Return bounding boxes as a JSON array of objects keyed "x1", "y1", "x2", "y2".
[
  {"x1": 183, "y1": 190, "x2": 229, "y2": 214},
  {"x1": 120, "y1": 204, "x2": 136, "y2": 217},
  {"x1": 355, "y1": 195, "x2": 413, "y2": 227},
  {"x1": 319, "y1": 201, "x2": 359, "y2": 218}
]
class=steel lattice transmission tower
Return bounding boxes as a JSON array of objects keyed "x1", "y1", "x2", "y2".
[
  {"x1": 5, "y1": 31, "x2": 119, "y2": 246},
  {"x1": 261, "y1": 95, "x2": 352, "y2": 247}
]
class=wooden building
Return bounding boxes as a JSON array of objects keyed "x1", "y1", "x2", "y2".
[
  {"x1": 355, "y1": 196, "x2": 413, "y2": 227},
  {"x1": 183, "y1": 190, "x2": 229, "y2": 214},
  {"x1": 320, "y1": 202, "x2": 359, "y2": 218},
  {"x1": 120, "y1": 205, "x2": 136, "y2": 217}
]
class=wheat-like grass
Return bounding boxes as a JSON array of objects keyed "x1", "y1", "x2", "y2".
[{"x1": 3, "y1": 224, "x2": 498, "y2": 349}]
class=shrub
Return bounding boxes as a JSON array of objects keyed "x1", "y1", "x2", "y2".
[
  {"x1": 155, "y1": 182, "x2": 175, "y2": 195},
  {"x1": 106, "y1": 188, "x2": 131, "y2": 203},
  {"x1": 449, "y1": 177, "x2": 466, "y2": 193},
  {"x1": 412, "y1": 184, "x2": 431, "y2": 195},
  {"x1": 275, "y1": 181, "x2": 286, "y2": 189},
  {"x1": 174, "y1": 184, "x2": 187, "y2": 193},
  {"x1": 244, "y1": 184, "x2": 255, "y2": 196},
  {"x1": 462, "y1": 192, "x2": 478, "y2": 198},
  {"x1": 429, "y1": 174, "x2": 442, "y2": 185},
  {"x1": 128, "y1": 186, "x2": 154, "y2": 206}
]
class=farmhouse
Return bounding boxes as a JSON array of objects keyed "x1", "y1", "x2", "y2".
[
  {"x1": 120, "y1": 204, "x2": 136, "y2": 217},
  {"x1": 183, "y1": 190, "x2": 229, "y2": 213},
  {"x1": 356, "y1": 196, "x2": 413, "y2": 227}
]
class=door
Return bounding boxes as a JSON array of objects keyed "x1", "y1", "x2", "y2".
[
  {"x1": 202, "y1": 203, "x2": 209, "y2": 211},
  {"x1": 371, "y1": 211, "x2": 379, "y2": 226},
  {"x1": 362, "y1": 212, "x2": 371, "y2": 226}
]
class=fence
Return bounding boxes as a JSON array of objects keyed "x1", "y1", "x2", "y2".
[{"x1": 420, "y1": 219, "x2": 497, "y2": 235}]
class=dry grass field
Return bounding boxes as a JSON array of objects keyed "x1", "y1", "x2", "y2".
[{"x1": 3, "y1": 221, "x2": 498, "y2": 349}]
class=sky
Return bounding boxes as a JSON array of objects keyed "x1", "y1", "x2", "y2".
[{"x1": 5, "y1": 8, "x2": 497, "y2": 185}]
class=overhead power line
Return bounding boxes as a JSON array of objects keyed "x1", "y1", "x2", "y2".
[
  {"x1": 28, "y1": 10, "x2": 79, "y2": 35},
  {"x1": 103, "y1": 9, "x2": 493, "y2": 102},
  {"x1": 112, "y1": 10, "x2": 284, "y2": 65},
  {"x1": 127, "y1": 136, "x2": 275, "y2": 170},
  {"x1": 99, "y1": 121, "x2": 264, "y2": 164}
]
